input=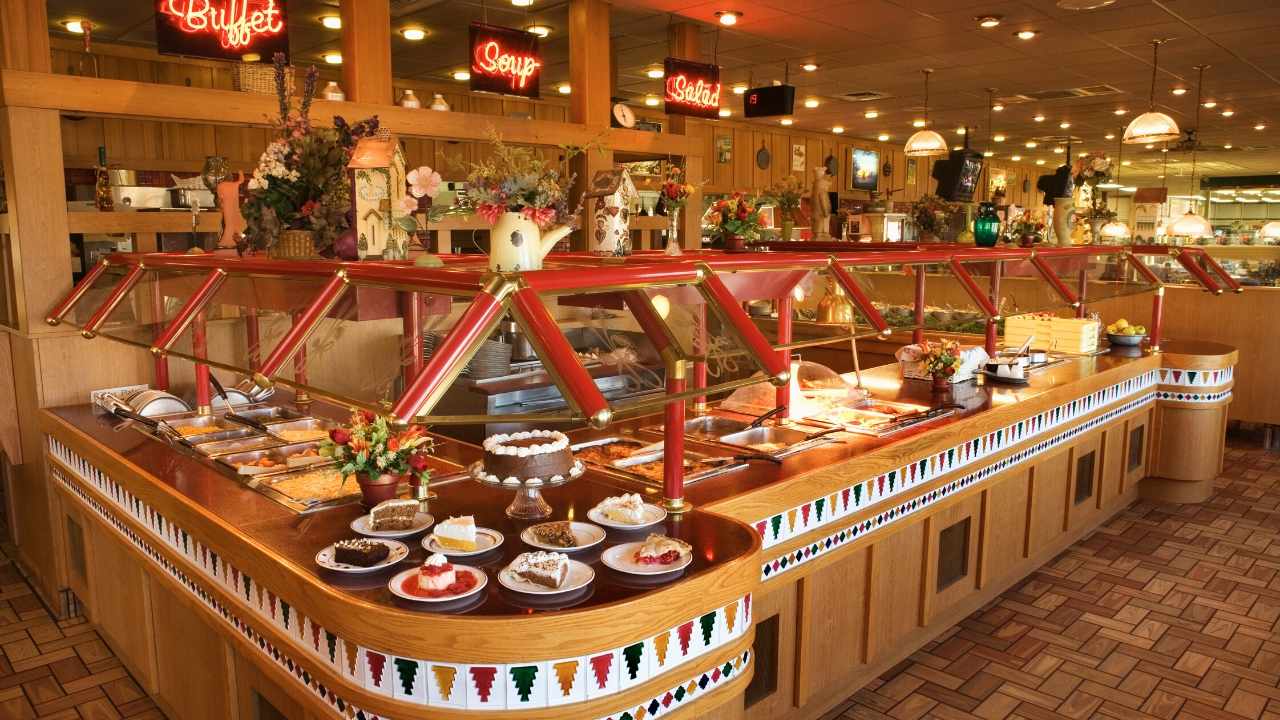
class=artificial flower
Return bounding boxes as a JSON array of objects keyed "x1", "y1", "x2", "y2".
[
  {"x1": 476, "y1": 202, "x2": 506, "y2": 225},
  {"x1": 397, "y1": 195, "x2": 419, "y2": 215},
  {"x1": 522, "y1": 206, "x2": 557, "y2": 229},
  {"x1": 408, "y1": 166, "x2": 442, "y2": 199},
  {"x1": 329, "y1": 428, "x2": 351, "y2": 445}
]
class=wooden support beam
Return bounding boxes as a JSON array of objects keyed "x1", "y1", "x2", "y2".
[
  {"x1": 0, "y1": 0, "x2": 52, "y2": 72},
  {"x1": 339, "y1": 0, "x2": 393, "y2": 105},
  {"x1": 569, "y1": 0, "x2": 615, "y2": 251},
  {"x1": 667, "y1": 23, "x2": 705, "y2": 249}
]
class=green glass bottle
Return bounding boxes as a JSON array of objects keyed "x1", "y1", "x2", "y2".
[{"x1": 973, "y1": 202, "x2": 1000, "y2": 247}]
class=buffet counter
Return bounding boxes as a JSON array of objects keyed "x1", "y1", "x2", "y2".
[{"x1": 35, "y1": 339, "x2": 1236, "y2": 720}]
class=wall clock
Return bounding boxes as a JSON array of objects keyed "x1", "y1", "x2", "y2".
[{"x1": 612, "y1": 103, "x2": 636, "y2": 129}]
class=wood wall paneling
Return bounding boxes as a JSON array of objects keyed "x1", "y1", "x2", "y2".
[
  {"x1": 979, "y1": 468, "x2": 1032, "y2": 587},
  {"x1": 744, "y1": 585, "x2": 799, "y2": 720},
  {"x1": 1027, "y1": 449, "x2": 1071, "y2": 557},
  {"x1": 865, "y1": 520, "x2": 925, "y2": 663},
  {"x1": 0, "y1": 0, "x2": 52, "y2": 72},
  {"x1": 339, "y1": 0, "x2": 393, "y2": 105},
  {"x1": 1065, "y1": 431, "x2": 1103, "y2": 531},
  {"x1": 1100, "y1": 424, "x2": 1126, "y2": 507}
]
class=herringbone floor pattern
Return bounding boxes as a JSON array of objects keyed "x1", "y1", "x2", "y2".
[
  {"x1": 831, "y1": 432, "x2": 1280, "y2": 720},
  {"x1": 3, "y1": 433, "x2": 1279, "y2": 719}
]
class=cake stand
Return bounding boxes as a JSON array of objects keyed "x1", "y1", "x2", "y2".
[{"x1": 469, "y1": 460, "x2": 586, "y2": 519}]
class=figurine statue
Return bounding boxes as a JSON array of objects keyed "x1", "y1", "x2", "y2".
[{"x1": 811, "y1": 166, "x2": 832, "y2": 239}]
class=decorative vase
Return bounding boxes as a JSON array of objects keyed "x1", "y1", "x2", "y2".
[
  {"x1": 973, "y1": 202, "x2": 1000, "y2": 248},
  {"x1": 1052, "y1": 197, "x2": 1074, "y2": 246},
  {"x1": 270, "y1": 229, "x2": 315, "y2": 259},
  {"x1": 780, "y1": 214, "x2": 795, "y2": 242},
  {"x1": 398, "y1": 89, "x2": 422, "y2": 108},
  {"x1": 931, "y1": 374, "x2": 950, "y2": 392},
  {"x1": 356, "y1": 472, "x2": 401, "y2": 509},
  {"x1": 664, "y1": 208, "x2": 683, "y2": 256},
  {"x1": 429, "y1": 93, "x2": 450, "y2": 111},
  {"x1": 723, "y1": 234, "x2": 748, "y2": 253}
]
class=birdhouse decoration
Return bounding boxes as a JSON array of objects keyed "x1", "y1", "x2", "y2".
[
  {"x1": 585, "y1": 168, "x2": 639, "y2": 257},
  {"x1": 347, "y1": 130, "x2": 412, "y2": 260}
]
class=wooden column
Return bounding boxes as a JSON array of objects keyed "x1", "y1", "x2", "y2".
[
  {"x1": 568, "y1": 0, "x2": 614, "y2": 251},
  {"x1": 339, "y1": 0, "x2": 393, "y2": 105},
  {"x1": 669, "y1": 23, "x2": 704, "y2": 249},
  {"x1": 0, "y1": 0, "x2": 52, "y2": 72}
]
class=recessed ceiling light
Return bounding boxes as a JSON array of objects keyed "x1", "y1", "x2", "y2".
[
  {"x1": 801, "y1": 62, "x2": 819, "y2": 72},
  {"x1": 1171, "y1": 87, "x2": 1187, "y2": 96},
  {"x1": 878, "y1": 133, "x2": 890, "y2": 141},
  {"x1": 1033, "y1": 114, "x2": 1045, "y2": 122},
  {"x1": 644, "y1": 95, "x2": 660, "y2": 106},
  {"x1": 983, "y1": 151, "x2": 995, "y2": 157},
  {"x1": 557, "y1": 83, "x2": 571, "y2": 94},
  {"x1": 956, "y1": 127, "x2": 967, "y2": 135},
  {"x1": 992, "y1": 103, "x2": 1004, "y2": 112},
  {"x1": 1053, "y1": 147, "x2": 1064, "y2": 154},
  {"x1": 1036, "y1": 159, "x2": 1046, "y2": 165},
  {"x1": 1059, "y1": 121, "x2": 1071, "y2": 129},
  {"x1": 401, "y1": 27, "x2": 427, "y2": 41},
  {"x1": 511, "y1": 0, "x2": 533, "y2": 6},
  {"x1": 321, "y1": 15, "x2": 341, "y2": 29},
  {"x1": 323, "y1": 52, "x2": 343, "y2": 64},
  {"x1": 1121, "y1": 160, "x2": 1132, "y2": 166},
  {"x1": 645, "y1": 65, "x2": 664, "y2": 79},
  {"x1": 1025, "y1": 141, "x2": 1038, "y2": 148},
  {"x1": 719, "y1": 108, "x2": 732, "y2": 117},
  {"x1": 732, "y1": 84, "x2": 748, "y2": 95},
  {"x1": 804, "y1": 97, "x2": 820, "y2": 108},
  {"x1": 1114, "y1": 108, "x2": 1128, "y2": 116},
  {"x1": 977, "y1": 15, "x2": 1002, "y2": 28},
  {"x1": 452, "y1": 69, "x2": 471, "y2": 81},
  {"x1": 1222, "y1": 109, "x2": 1235, "y2": 117},
  {"x1": 1161, "y1": 147, "x2": 1169, "y2": 152},
  {"x1": 780, "y1": 118, "x2": 794, "y2": 126},
  {"x1": 912, "y1": 119, "x2": 926, "y2": 128},
  {"x1": 1105, "y1": 133, "x2": 1116, "y2": 140},
  {"x1": 864, "y1": 110, "x2": 879, "y2": 119},
  {"x1": 1145, "y1": 143, "x2": 1154, "y2": 149},
  {"x1": 993, "y1": 134, "x2": 1006, "y2": 142},
  {"x1": 1256, "y1": 123, "x2": 1267, "y2": 131},
  {"x1": 1016, "y1": 30, "x2": 1039, "y2": 40},
  {"x1": 716, "y1": 10, "x2": 741, "y2": 26},
  {"x1": 953, "y1": 145, "x2": 963, "y2": 151},
  {"x1": 1078, "y1": 151, "x2": 1088, "y2": 157},
  {"x1": 526, "y1": 24, "x2": 552, "y2": 38},
  {"x1": 832, "y1": 126, "x2": 845, "y2": 134},
  {"x1": 1202, "y1": 101, "x2": 1217, "y2": 109},
  {"x1": 241, "y1": 53, "x2": 261, "y2": 62},
  {"x1": 1223, "y1": 143, "x2": 1233, "y2": 149},
  {"x1": 63, "y1": 19, "x2": 86, "y2": 33},
  {"x1": 1011, "y1": 155, "x2": 1022, "y2": 161}
]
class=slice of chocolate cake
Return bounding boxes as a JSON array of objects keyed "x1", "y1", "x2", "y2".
[{"x1": 333, "y1": 539, "x2": 390, "y2": 567}]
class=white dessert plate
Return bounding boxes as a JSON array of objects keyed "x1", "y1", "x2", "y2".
[
  {"x1": 388, "y1": 565, "x2": 487, "y2": 603},
  {"x1": 350, "y1": 512, "x2": 434, "y2": 538},
  {"x1": 587, "y1": 503, "x2": 667, "y2": 530},
  {"x1": 498, "y1": 559, "x2": 594, "y2": 595},
  {"x1": 520, "y1": 522, "x2": 607, "y2": 552},
  {"x1": 601, "y1": 542, "x2": 692, "y2": 576},
  {"x1": 422, "y1": 528, "x2": 504, "y2": 557},
  {"x1": 315, "y1": 539, "x2": 408, "y2": 574}
]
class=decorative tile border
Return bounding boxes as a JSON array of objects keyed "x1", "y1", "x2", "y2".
[
  {"x1": 755, "y1": 369, "x2": 1161, "y2": 550},
  {"x1": 596, "y1": 649, "x2": 750, "y2": 720},
  {"x1": 761, "y1": 392, "x2": 1156, "y2": 582},
  {"x1": 46, "y1": 437, "x2": 750, "y2": 714},
  {"x1": 1155, "y1": 389, "x2": 1233, "y2": 404},
  {"x1": 1159, "y1": 367, "x2": 1232, "y2": 388}
]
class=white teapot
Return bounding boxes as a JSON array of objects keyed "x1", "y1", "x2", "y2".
[{"x1": 488, "y1": 211, "x2": 574, "y2": 272}]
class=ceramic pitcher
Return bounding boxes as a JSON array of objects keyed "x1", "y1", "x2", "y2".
[{"x1": 488, "y1": 211, "x2": 574, "y2": 272}]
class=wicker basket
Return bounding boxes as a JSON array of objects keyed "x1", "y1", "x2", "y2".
[
  {"x1": 269, "y1": 229, "x2": 315, "y2": 260},
  {"x1": 233, "y1": 62, "x2": 295, "y2": 95}
]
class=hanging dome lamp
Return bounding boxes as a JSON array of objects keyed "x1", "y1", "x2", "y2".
[
  {"x1": 904, "y1": 69, "x2": 948, "y2": 157},
  {"x1": 1124, "y1": 40, "x2": 1181, "y2": 145},
  {"x1": 1169, "y1": 65, "x2": 1212, "y2": 239}
]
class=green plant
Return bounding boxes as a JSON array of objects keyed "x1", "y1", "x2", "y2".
[{"x1": 764, "y1": 174, "x2": 805, "y2": 216}]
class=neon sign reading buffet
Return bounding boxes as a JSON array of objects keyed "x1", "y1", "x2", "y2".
[
  {"x1": 473, "y1": 40, "x2": 542, "y2": 91},
  {"x1": 160, "y1": 0, "x2": 285, "y2": 49},
  {"x1": 665, "y1": 73, "x2": 722, "y2": 111}
]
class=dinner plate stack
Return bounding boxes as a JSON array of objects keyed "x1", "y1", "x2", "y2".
[{"x1": 424, "y1": 332, "x2": 512, "y2": 379}]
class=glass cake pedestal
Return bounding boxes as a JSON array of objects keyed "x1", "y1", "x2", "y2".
[{"x1": 468, "y1": 460, "x2": 586, "y2": 519}]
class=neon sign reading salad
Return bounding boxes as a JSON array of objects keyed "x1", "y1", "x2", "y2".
[
  {"x1": 160, "y1": 0, "x2": 285, "y2": 49},
  {"x1": 472, "y1": 40, "x2": 542, "y2": 91},
  {"x1": 663, "y1": 58, "x2": 723, "y2": 119}
]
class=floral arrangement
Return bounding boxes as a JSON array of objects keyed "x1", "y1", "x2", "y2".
[
  {"x1": 707, "y1": 192, "x2": 768, "y2": 243},
  {"x1": 462, "y1": 132, "x2": 576, "y2": 230},
  {"x1": 764, "y1": 174, "x2": 806, "y2": 216},
  {"x1": 241, "y1": 53, "x2": 380, "y2": 253},
  {"x1": 659, "y1": 165, "x2": 695, "y2": 213},
  {"x1": 910, "y1": 194, "x2": 962, "y2": 238},
  {"x1": 920, "y1": 338, "x2": 963, "y2": 379},
  {"x1": 321, "y1": 410, "x2": 434, "y2": 484},
  {"x1": 1008, "y1": 216, "x2": 1047, "y2": 241},
  {"x1": 1072, "y1": 151, "x2": 1112, "y2": 187}
]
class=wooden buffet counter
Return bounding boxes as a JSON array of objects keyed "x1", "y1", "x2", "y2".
[{"x1": 33, "y1": 338, "x2": 1236, "y2": 720}]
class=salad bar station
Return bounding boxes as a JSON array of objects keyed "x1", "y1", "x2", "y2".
[{"x1": 37, "y1": 244, "x2": 1238, "y2": 720}]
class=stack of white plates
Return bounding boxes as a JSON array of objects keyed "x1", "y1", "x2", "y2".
[{"x1": 424, "y1": 332, "x2": 512, "y2": 379}]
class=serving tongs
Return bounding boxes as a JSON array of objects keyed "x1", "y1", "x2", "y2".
[
  {"x1": 748, "y1": 405, "x2": 788, "y2": 429},
  {"x1": 209, "y1": 375, "x2": 271, "y2": 432}
]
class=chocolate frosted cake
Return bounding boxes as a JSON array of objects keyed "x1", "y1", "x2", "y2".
[{"x1": 476, "y1": 430, "x2": 584, "y2": 486}]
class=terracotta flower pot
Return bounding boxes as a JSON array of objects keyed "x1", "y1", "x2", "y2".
[
  {"x1": 356, "y1": 472, "x2": 402, "y2": 508},
  {"x1": 723, "y1": 235, "x2": 748, "y2": 253},
  {"x1": 931, "y1": 374, "x2": 950, "y2": 392}
]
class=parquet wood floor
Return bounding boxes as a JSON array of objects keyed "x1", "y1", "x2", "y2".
[{"x1": 3, "y1": 432, "x2": 1278, "y2": 719}]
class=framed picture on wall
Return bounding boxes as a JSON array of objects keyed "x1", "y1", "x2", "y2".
[
  {"x1": 716, "y1": 135, "x2": 732, "y2": 164},
  {"x1": 906, "y1": 158, "x2": 918, "y2": 186},
  {"x1": 791, "y1": 143, "x2": 806, "y2": 172},
  {"x1": 850, "y1": 148, "x2": 879, "y2": 192}
]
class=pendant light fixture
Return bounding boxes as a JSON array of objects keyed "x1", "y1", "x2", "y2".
[
  {"x1": 904, "y1": 69, "x2": 947, "y2": 157},
  {"x1": 1124, "y1": 40, "x2": 1181, "y2": 144},
  {"x1": 1097, "y1": 127, "x2": 1130, "y2": 238},
  {"x1": 1169, "y1": 65, "x2": 1212, "y2": 239},
  {"x1": 1260, "y1": 220, "x2": 1280, "y2": 241}
]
